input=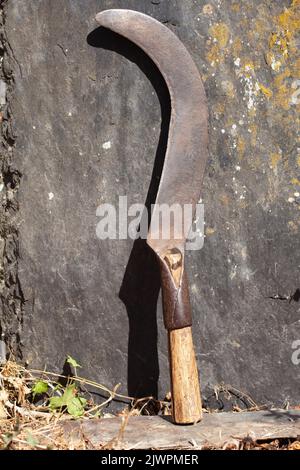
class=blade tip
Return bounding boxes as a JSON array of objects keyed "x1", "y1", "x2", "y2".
[{"x1": 95, "y1": 9, "x2": 128, "y2": 27}]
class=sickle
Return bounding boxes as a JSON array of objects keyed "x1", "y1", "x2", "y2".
[{"x1": 96, "y1": 9, "x2": 209, "y2": 424}]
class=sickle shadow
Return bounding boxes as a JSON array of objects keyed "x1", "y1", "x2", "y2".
[{"x1": 87, "y1": 27, "x2": 171, "y2": 399}]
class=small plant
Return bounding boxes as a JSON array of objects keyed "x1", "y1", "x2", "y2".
[
  {"x1": 66, "y1": 355, "x2": 82, "y2": 370},
  {"x1": 31, "y1": 380, "x2": 48, "y2": 399},
  {"x1": 30, "y1": 356, "x2": 87, "y2": 417},
  {"x1": 49, "y1": 383, "x2": 87, "y2": 417}
]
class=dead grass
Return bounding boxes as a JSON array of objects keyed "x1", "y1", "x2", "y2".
[
  {"x1": 0, "y1": 360, "x2": 171, "y2": 449},
  {"x1": 0, "y1": 360, "x2": 299, "y2": 450}
]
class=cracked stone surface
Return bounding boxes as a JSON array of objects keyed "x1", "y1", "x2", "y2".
[{"x1": 1, "y1": 0, "x2": 299, "y2": 408}]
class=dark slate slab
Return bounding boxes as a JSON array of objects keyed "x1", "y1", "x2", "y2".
[{"x1": 1, "y1": 0, "x2": 299, "y2": 408}]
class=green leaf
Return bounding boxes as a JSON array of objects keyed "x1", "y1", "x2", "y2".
[
  {"x1": 62, "y1": 383, "x2": 76, "y2": 402},
  {"x1": 49, "y1": 385, "x2": 75, "y2": 411},
  {"x1": 48, "y1": 383, "x2": 86, "y2": 416},
  {"x1": 49, "y1": 396, "x2": 65, "y2": 410},
  {"x1": 32, "y1": 380, "x2": 48, "y2": 398},
  {"x1": 66, "y1": 355, "x2": 82, "y2": 369},
  {"x1": 67, "y1": 396, "x2": 87, "y2": 417}
]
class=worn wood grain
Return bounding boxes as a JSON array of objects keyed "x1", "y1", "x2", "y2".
[
  {"x1": 168, "y1": 327, "x2": 202, "y2": 424},
  {"x1": 61, "y1": 410, "x2": 300, "y2": 450}
]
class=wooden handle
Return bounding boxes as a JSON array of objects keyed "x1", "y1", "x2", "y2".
[
  {"x1": 160, "y1": 248, "x2": 202, "y2": 424},
  {"x1": 168, "y1": 326, "x2": 202, "y2": 424}
]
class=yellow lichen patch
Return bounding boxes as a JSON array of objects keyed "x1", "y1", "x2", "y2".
[
  {"x1": 202, "y1": 4, "x2": 214, "y2": 15},
  {"x1": 241, "y1": 61, "x2": 256, "y2": 73},
  {"x1": 273, "y1": 68, "x2": 293, "y2": 110},
  {"x1": 213, "y1": 101, "x2": 225, "y2": 119},
  {"x1": 292, "y1": 57, "x2": 300, "y2": 75},
  {"x1": 226, "y1": 116, "x2": 236, "y2": 129},
  {"x1": 249, "y1": 124, "x2": 258, "y2": 146},
  {"x1": 231, "y1": 2, "x2": 240, "y2": 13},
  {"x1": 219, "y1": 194, "x2": 230, "y2": 206},
  {"x1": 232, "y1": 37, "x2": 242, "y2": 56},
  {"x1": 249, "y1": 153, "x2": 261, "y2": 171},
  {"x1": 209, "y1": 23, "x2": 230, "y2": 48},
  {"x1": 265, "y1": 51, "x2": 282, "y2": 71},
  {"x1": 206, "y1": 22, "x2": 230, "y2": 67},
  {"x1": 258, "y1": 83, "x2": 273, "y2": 99},
  {"x1": 269, "y1": 32, "x2": 291, "y2": 58},
  {"x1": 269, "y1": 33, "x2": 278, "y2": 50},
  {"x1": 278, "y1": 2, "x2": 300, "y2": 32},
  {"x1": 221, "y1": 80, "x2": 235, "y2": 99},
  {"x1": 238, "y1": 199, "x2": 248, "y2": 209},
  {"x1": 266, "y1": 0, "x2": 300, "y2": 72},
  {"x1": 287, "y1": 220, "x2": 298, "y2": 233},
  {"x1": 205, "y1": 227, "x2": 216, "y2": 236},
  {"x1": 237, "y1": 137, "x2": 246, "y2": 158},
  {"x1": 273, "y1": 82, "x2": 291, "y2": 109},
  {"x1": 206, "y1": 44, "x2": 223, "y2": 66},
  {"x1": 269, "y1": 153, "x2": 281, "y2": 170},
  {"x1": 291, "y1": 177, "x2": 300, "y2": 185},
  {"x1": 248, "y1": 107, "x2": 257, "y2": 118}
]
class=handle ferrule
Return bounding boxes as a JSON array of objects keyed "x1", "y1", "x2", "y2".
[{"x1": 159, "y1": 248, "x2": 192, "y2": 330}]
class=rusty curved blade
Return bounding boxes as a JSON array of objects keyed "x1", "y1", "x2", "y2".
[{"x1": 96, "y1": 9, "x2": 208, "y2": 258}]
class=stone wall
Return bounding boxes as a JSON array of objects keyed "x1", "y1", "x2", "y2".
[{"x1": 0, "y1": 0, "x2": 299, "y2": 409}]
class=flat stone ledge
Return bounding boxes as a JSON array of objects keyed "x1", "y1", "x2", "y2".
[{"x1": 60, "y1": 409, "x2": 300, "y2": 449}]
